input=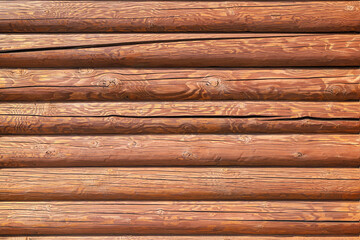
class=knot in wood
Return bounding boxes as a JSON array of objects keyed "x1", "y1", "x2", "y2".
[
  {"x1": 204, "y1": 76, "x2": 220, "y2": 87},
  {"x1": 345, "y1": 5, "x2": 355, "y2": 11},
  {"x1": 91, "y1": 141, "x2": 100, "y2": 148},
  {"x1": 97, "y1": 76, "x2": 119, "y2": 88},
  {"x1": 128, "y1": 140, "x2": 137, "y2": 148},
  {"x1": 238, "y1": 136, "x2": 252, "y2": 144},
  {"x1": 156, "y1": 209, "x2": 164, "y2": 215},
  {"x1": 294, "y1": 152, "x2": 304, "y2": 158},
  {"x1": 182, "y1": 151, "x2": 192, "y2": 159},
  {"x1": 326, "y1": 85, "x2": 345, "y2": 95}
]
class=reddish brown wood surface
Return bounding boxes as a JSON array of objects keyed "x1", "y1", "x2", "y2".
[
  {"x1": 1, "y1": 1, "x2": 359, "y2": 33},
  {"x1": 1, "y1": 135, "x2": 359, "y2": 168},
  {"x1": 0, "y1": 101, "x2": 358, "y2": 134},
  {"x1": 1, "y1": 168, "x2": 359, "y2": 200},
  {"x1": 1, "y1": 2, "x2": 359, "y2": 238},
  {"x1": 1, "y1": 34, "x2": 360, "y2": 67},
  {"x1": 1, "y1": 68, "x2": 359, "y2": 101},
  {"x1": 0, "y1": 201, "x2": 358, "y2": 235}
]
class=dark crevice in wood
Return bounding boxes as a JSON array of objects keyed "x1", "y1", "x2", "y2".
[
  {"x1": 158, "y1": 4, "x2": 315, "y2": 11},
  {"x1": 0, "y1": 114, "x2": 284, "y2": 118},
  {"x1": 0, "y1": 85, "x2": 102, "y2": 90},
  {"x1": 225, "y1": 75, "x2": 360, "y2": 81},
  {"x1": 264, "y1": 116, "x2": 359, "y2": 122},
  {"x1": 0, "y1": 114, "x2": 358, "y2": 122},
  {"x1": 0, "y1": 34, "x2": 317, "y2": 54}
]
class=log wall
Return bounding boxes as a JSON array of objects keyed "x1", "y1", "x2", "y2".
[{"x1": 0, "y1": 0, "x2": 359, "y2": 239}]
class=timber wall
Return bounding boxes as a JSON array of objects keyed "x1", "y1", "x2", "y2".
[{"x1": 0, "y1": 0, "x2": 359, "y2": 239}]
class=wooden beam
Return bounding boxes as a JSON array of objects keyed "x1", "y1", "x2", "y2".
[
  {"x1": 0, "y1": 101, "x2": 358, "y2": 134},
  {"x1": 1, "y1": 1, "x2": 359, "y2": 33},
  {"x1": 1, "y1": 168, "x2": 359, "y2": 200},
  {"x1": 1, "y1": 135, "x2": 359, "y2": 168},
  {"x1": 0, "y1": 201, "x2": 358, "y2": 235},
  {"x1": 1, "y1": 68, "x2": 359, "y2": 101},
  {"x1": 1, "y1": 34, "x2": 359, "y2": 67}
]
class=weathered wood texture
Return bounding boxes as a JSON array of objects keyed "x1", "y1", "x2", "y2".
[
  {"x1": 1, "y1": 68, "x2": 359, "y2": 101},
  {"x1": 0, "y1": 201, "x2": 358, "y2": 235},
  {"x1": 1, "y1": 135, "x2": 359, "y2": 168},
  {"x1": 2, "y1": 237, "x2": 359, "y2": 240},
  {"x1": 1, "y1": 1, "x2": 360, "y2": 33},
  {"x1": 1, "y1": 168, "x2": 359, "y2": 200},
  {"x1": 1, "y1": 34, "x2": 360, "y2": 67},
  {"x1": 0, "y1": 102, "x2": 358, "y2": 134}
]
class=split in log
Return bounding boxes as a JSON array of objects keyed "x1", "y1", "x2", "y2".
[
  {"x1": 1, "y1": 168, "x2": 359, "y2": 200},
  {"x1": 0, "y1": 68, "x2": 359, "y2": 101},
  {"x1": 1, "y1": 134, "x2": 359, "y2": 168},
  {"x1": 0, "y1": 101, "x2": 358, "y2": 134},
  {"x1": 1, "y1": 1, "x2": 359, "y2": 33},
  {"x1": 0, "y1": 201, "x2": 358, "y2": 235},
  {"x1": 1, "y1": 34, "x2": 360, "y2": 67}
]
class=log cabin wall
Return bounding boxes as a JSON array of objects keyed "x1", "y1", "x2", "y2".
[{"x1": 0, "y1": 0, "x2": 359, "y2": 239}]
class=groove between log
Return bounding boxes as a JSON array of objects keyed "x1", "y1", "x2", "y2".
[{"x1": 2, "y1": 237, "x2": 359, "y2": 240}]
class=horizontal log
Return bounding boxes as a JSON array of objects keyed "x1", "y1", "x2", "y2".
[
  {"x1": 1, "y1": 168, "x2": 359, "y2": 200},
  {"x1": 1, "y1": 1, "x2": 359, "y2": 33},
  {"x1": 1, "y1": 135, "x2": 359, "y2": 168},
  {"x1": 0, "y1": 102, "x2": 358, "y2": 134},
  {"x1": 3, "y1": 237, "x2": 359, "y2": 240},
  {"x1": 0, "y1": 201, "x2": 358, "y2": 235},
  {"x1": 1, "y1": 68, "x2": 359, "y2": 101},
  {"x1": 1, "y1": 34, "x2": 359, "y2": 67}
]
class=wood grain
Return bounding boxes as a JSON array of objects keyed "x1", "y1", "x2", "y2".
[
  {"x1": 1, "y1": 1, "x2": 359, "y2": 33},
  {"x1": 1, "y1": 168, "x2": 359, "y2": 200},
  {"x1": 0, "y1": 101, "x2": 358, "y2": 134},
  {"x1": 1, "y1": 34, "x2": 359, "y2": 67},
  {"x1": 1, "y1": 68, "x2": 359, "y2": 101},
  {"x1": 1, "y1": 135, "x2": 359, "y2": 168},
  {"x1": 0, "y1": 201, "x2": 358, "y2": 235}
]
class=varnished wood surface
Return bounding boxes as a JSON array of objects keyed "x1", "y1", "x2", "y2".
[
  {"x1": 1, "y1": 34, "x2": 360, "y2": 67},
  {"x1": 1, "y1": 168, "x2": 359, "y2": 200},
  {"x1": 0, "y1": 101, "x2": 358, "y2": 134},
  {"x1": 2, "y1": 1, "x2": 359, "y2": 238},
  {"x1": 1, "y1": 135, "x2": 359, "y2": 168},
  {"x1": 1, "y1": 1, "x2": 359, "y2": 33},
  {"x1": 1, "y1": 68, "x2": 359, "y2": 101},
  {"x1": 0, "y1": 201, "x2": 358, "y2": 235}
]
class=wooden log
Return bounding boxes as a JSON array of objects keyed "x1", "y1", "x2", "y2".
[
  {"x1": 1, "y1": 34, "x2": 359, "y2": 67},
  {"x1": 1, "y1": 168, "x2": 359, "y2": 200},
  {"x1": 0, "y1": 201, "x2": 358, "y2": 235},
  {"x1": 0, "y1": 101, "x2": 358, "y2": 134},
  {"x1": 2, "y1": 237, "x2": 359, "y2": 240},
  {"x1": 1, "y1": 135, "x2": 359, "y2": 168},
  {"x1": 1, "y1": 1, "x2": 359, "y2": 33},
  {"x1": 1, "y1": 68, "x2": 359, "y2": 101}
]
